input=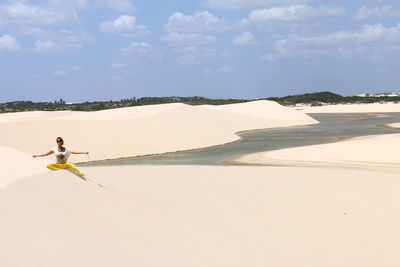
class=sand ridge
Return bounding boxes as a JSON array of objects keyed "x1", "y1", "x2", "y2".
[{"x1": 0, "y1": 100, "x2": 318, "y2": 188}]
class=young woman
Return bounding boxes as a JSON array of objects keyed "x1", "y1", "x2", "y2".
[{"x1": 33, "y1": 137, "x2": 89, "y2": 176}]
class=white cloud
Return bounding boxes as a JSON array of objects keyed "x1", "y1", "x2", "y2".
[
  {"x1": 232, "y1": 31, "x2": 258, "y2": 46},
  {"x1": 30, "y1": 29, "x2": 92, "y2": 52},
  {"x1": 204, "y1": 0, "x2": 309, "y2": 9},
  {"x1": 161, "y1": 32, "x2": 216, "y2": 46},
  {"x1": 0, "y1": 1, "x2": 79, "y2": 26},
  {"x1": 34, "y1": 40, "x2": 58, "y2": 52},
  {"x1": 50, "y1": 0, "x2": 135, "y2": 12},
  {"x1": 71, "y1": 65, "x2": 82, "y2": 71},
  {"x1": 111, "y1": 62, "x2": 126, "y2": 68},
  {"x1": 49, "y1": 0, "x2": 89, "y2": 9},
  {"x1": 0, "y1": 34, "x2": 21, "y2": 52},
  {"x1": 240, "y1": 5, "x2": 346, "y2": 25},
  {"x1": 353, "y1": 5, "x2": 400, "y2": 21},
  {"x1": 172, "y1": 46, "x2": 218, "y2": 65},
  {"x1": 163, "y1": 11, "x2": 226, "y2": 47},
  {"x1": 117, "y1": 42, "x2": 164, "y2": 61},
  {"x1": 19, "y1": 26, "x2": 91, "y2": 43},
  {"x1": 99, "y1": 15, "x2": 149, "y2": 36},
  {"x1": 165, "y1": 11, "x2": 226, "y2": 33},
  {"x1": 267, "y1": 23, "x2": 400, "y2": 59},
  {"x1": 53, "y1": 70, "x2": 68, "y2": 76},
  {"x1": 259, "y1": 53, "x2": 274, "y2": 61},
  {"x1": 119, "y1": 42, "x2": 151, "y2": 54},
  {"x1": 95, "y1": 0, "x2": 135, "y2": 13},
  {"x1": 0, "y1": 0, "x2": 136, "y2": 31},
  {"x1": 218, "y1": 66, "x2": 236, "y2": 72}
]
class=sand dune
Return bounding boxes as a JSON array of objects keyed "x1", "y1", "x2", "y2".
[
  {"x1": 0, "y1": 100, "x2": 317, "y2": 166},
  {"x1": 0, "y1": 146, "x2": 48, "y2": 189},
  {"x1": 58, "y1": 103, "x2": 185, "y2": 121},
  {"x1": 200, "y1": 100, "x2": 311, "y2": 121},
  {"x1": 0, "y1": 100, "x2": 317, "y2": 188},
  {"x1": 2, "y1": 101, "x2": 400, "y2": 266},
  {"x1": 1, "y1": 165, "x2": 400, "y2": 267},
  {"x1": 230, "y1": 133, "x2": 400, "y2": 169}
]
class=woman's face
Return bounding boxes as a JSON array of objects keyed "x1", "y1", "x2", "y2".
[{"x1": 56, "y1": 139, "x2": 63, "y2": 145}]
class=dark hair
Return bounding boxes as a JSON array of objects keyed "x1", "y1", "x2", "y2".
[{"x1": 56, "y1": 137, "x2": 64, "y2": 142}]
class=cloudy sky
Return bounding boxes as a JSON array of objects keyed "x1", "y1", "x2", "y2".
[{"x1": 1, "y1": 0, "x2": 400, "y2": 102}]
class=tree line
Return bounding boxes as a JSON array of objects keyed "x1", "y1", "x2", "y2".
[
  {"x1": 1, "y1": 92, "x2": 399, "y2": 113},
  {"x1": 0, "y1": 96, "x2": 249, "y2": 113}
]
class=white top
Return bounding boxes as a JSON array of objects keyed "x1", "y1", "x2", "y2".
[{"x1": 53, "y1": 147, "x2": 72, "y2": 164}]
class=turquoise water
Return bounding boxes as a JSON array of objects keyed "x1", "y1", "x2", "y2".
[{"x1": 79, "y1": 113, "x2": 400, "y2": 166}]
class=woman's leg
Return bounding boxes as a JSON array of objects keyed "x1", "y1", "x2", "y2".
[
  {"x1": 65, "y1": 162, "x2": 84, "y2": 176},
  {"x1": 46, "y1": 163, "x2": 84, "y2": 176},
  {"x1": 46, "y1": 163, "x2": 70, "y2": 170}
]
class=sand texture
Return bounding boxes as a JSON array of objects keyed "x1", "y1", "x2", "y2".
[
  {"x1": 1, "y1": 101, "x2": 400, "y2": 266},
  {"x1": 230, "y1": 133, "x2": 400, "y2": 169},
  {"x1": 2, "y1": 166, "x2": 400, "y2": 267}
]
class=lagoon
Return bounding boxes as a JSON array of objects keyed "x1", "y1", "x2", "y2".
[{"x1": 79, "y1": 113, "x2": 400, "y2": 166}]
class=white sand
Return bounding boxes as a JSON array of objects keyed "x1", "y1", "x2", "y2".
[
  {"x1": 1, "y1": 166, "x2": 400, "y2": 267},
  {"x1": 385, "y1": 122, "x2": 400, "y2": 129},
  {"x1": 0, "y1": 146, "x2": 49, "y2": 189},
  {"x1": 1, "y1": 101, "x2": 400, "y2": 266},
  {"x1": 230, "y1": 133, "x2": 400, "y2": 170},
  {"x1": 293, "y1": 102, "x2": 400, "y2": 113},
  {"x1": 0, "y1": 100, "x2": 317, "y2": 172}
]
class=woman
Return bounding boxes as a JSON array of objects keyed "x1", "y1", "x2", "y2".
[{"x1": 33, "y1": 137, "x2": 89, "y2": 176}]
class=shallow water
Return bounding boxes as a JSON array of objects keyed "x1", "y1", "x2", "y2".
[{"x1": 79, "y1": 113, "x2": 400, "y2": 167}]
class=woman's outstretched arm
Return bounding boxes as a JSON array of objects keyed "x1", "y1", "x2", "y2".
[
  {"x1": 71, "y1": 151, "x2": 89, "y2": 155},
  {"x1": 32, "y1": 150, "x2": 54, "y2": 158}
]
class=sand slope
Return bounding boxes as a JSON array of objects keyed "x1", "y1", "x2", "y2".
[
  {"x1": 2, "y1": 102, "x2": 400, "y2": 266},
  {"x1": 0, "y1": 146, "x2": 48, "y2": 189},
  {"x1": 231, "y1": 133, "x2": 400, "y2": 169},
  {"x1": 0, "y1": 101, "x2": 317, "y2": 178},
  {"x1": 1, "y1": 166, "x2": 400, "y2": 267}
]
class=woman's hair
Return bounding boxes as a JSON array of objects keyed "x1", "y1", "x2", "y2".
[{"x1": 56, "y1": 137, "x2": 64, "y2": 143}]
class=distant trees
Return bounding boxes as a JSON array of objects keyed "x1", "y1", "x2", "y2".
[
  {"x1": 55, "y1": 98, "x2": 65, "y2": 105},
  {"x1": 2, "y1": 92, "x2": 400, "y2": 113},
  {"x1": 0, "y1": 96, "x2": 251, "y2": 113},
  {"x1": 266, "y1": 91, "x2": 400, "y2": 106}
]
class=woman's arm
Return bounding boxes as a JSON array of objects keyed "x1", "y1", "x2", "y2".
[
  {"x1": 72, "y1": 151, "x2": 89, "y2": 155},
  {"x1": 32, "y1": 150, "x2": 53, "y2": 158}
]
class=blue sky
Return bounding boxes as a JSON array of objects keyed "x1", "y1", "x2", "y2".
[{"x1": 1, "y1": 0, "x2": 400, "y2": 102}]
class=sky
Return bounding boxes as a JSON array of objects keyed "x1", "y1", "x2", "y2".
[{"x1": 1, "y1": 0, "x2": 400, "y2": 102}]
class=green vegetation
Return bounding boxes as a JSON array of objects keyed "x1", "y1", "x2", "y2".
[
  {"x1": 266, "y1": 91, "x2": 400, "y2": 106},
  {"x1": 1, "y1": 92, "x2": 399, "y2": 113},
  {"x1": 0, "y1": 96, "x2": 250, "y2": 113}
]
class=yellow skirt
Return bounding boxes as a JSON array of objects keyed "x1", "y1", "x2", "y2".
[{"x1": 46, "y1": 162, "x2": 84, "y2": 176}]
